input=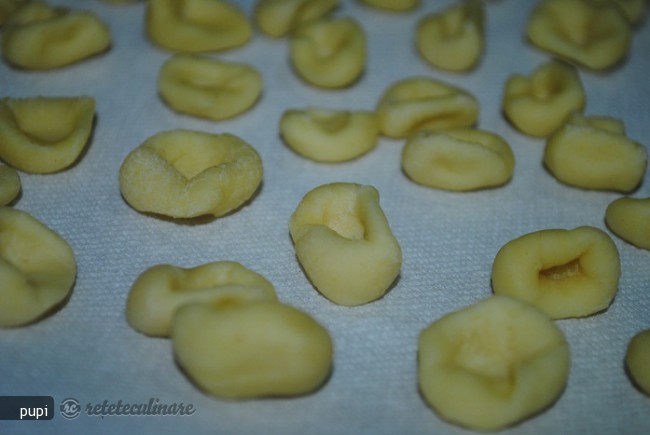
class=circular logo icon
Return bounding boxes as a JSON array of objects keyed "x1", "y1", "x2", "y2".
[{"x1": 60, "y1": 398, "x2": 81, "y2": 420}]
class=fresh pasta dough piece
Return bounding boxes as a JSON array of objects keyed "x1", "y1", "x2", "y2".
[
  {"x1": 605, "y1": 197, "x2": 650, "y2": 250},
  {"x1": 416, "y1": 0, "x2": 484, "y2": 72},
  {"x1": 172, "y1": 300, "x2": 333, "y2": 398},
  {"x1": 146, "y1": 0, "x2": 251, "y2": 52},
  {"x1": 376, "y1": 77, "x2": 479, "y2": 139},
  {"x1": 290, "y1": 17, "x2": 365, "y2": 89},
  {"x1": 594, "y1": 0, "x2": 646, "y2": 25},
  {"x1": 0, "y1": 207, "x2": 76, "y2": 327},
  {"x1": 126, "y1": 261, "x2": 277, "y2": 337},
  {"x1": 119, "y1": 129, "x2": 263, "y2": 219},
  {"x1": 158, "y1": 54, "x2": 263, "y2": 121},
  {"x1": 543, "y1": 113, "x2": 648, "y2": 192},
  {"x1": 0, "y1": 165, "x2": 20, "y2": 206},
  {"x1": 289, "y1": 183, "x2": 402, "y2": 306},
  {"x1": 0, "y1": 97, "x2": 96, "y2": 174},
  {"x1": 402, "y1": 128, "x2": 514, "y2": 191},
  {"x1": 503, "y1": 60, "x2": 586, "y2": 137},
  {"x1": 280, "y1": 108, "x2": 378, "y2": 162},
  {"x1": 254, "y1": 0, "x2": 339, "y2": 37},
  {"x1": 526, "y1": 0, "x2": 631, "y2": 70},
  {"x1": 0, "y1": 0, "x2": 28, "y2": 26},
  {"x1": 491, "y1": 226, "x2": 620, "y2": 319},
  {"x1": 359, "y1": 0, "x2": 418, "y2": 11},
  {"x1": 418, "y1": 295, "x2": 570, "y2": 432},
  {"x1": 1, "y1": 1, "x2": 111, "y2": 69},
  {"x1": 626, "y1": 329, "x2": 650, "y2": 395}
]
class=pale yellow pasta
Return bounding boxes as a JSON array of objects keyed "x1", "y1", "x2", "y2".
[
  {"x1": 0, "y1": 207, "x2": 76, "y2": 327},
  {"x1": 416, "y1": 0, "x2": 484, "y2": 72},
  {"x1": 376, "y1": 77, "x2": 479, "y2": 139},
  {"x1": 146, "y1": 0, "x2": 251, "y2": 52},
  {"x1": 0, "y1": 165, "x2": 20, "y2": 206},
  {"x1": 158, "y1": 54, "x2": 263, "y2": 121},
  {"x1": 290, "y1": 17, "x2": 366, "y2": 89},
  {"x1": 605, "y1": 197, "x2": 650, "y2": 250},
  {"x1": 503, "y1": 60, "x2": 586, "y2": 137},
  {"x1": 491, "y1": 226, "x2": 620, "y2": 319},
  {"x1": 289, "y1": 183, "x2": 402, "y2": 306},
  {"x1": 254, "y1": 0, "x2": 339, "y2": 37},
  {"x1": 418, "y1": 295, "x2": 570, "y2": 431},
  {"x1": 543, "y1": 113, "x2": 648, "y2": 192},
  {"x1": 280, "y1": 108, "x2": 378, "y2": 162},
  {"x1": 626, "y1": 329, "x2": 650, "y2": 395},
  {"x1": 402, "y1": 128, "x2": 514, "y2": 191},
  {"x1": 0, "y1": 97, "x2": 96, "y2": 174},
  {"x1": 527, "y1": 0, "x2": 631, "y2": 70},
  {"x1": 2, "y1": 1, "x2": 111, "y2": 69},
  {"x1": 119, "y1": 129, "x2": 263, "y2": 219},
  {"x1": 359, "y1": 0, "x2": 418, "y2": 11},
  {"x1": 0, "y1": 0, "x2": 28, "y2": 26},
  {"x1": 172, "y1": 300, "x2": 333, "y2": 398},
  {"x1": 594, "y1": 0, "x2": 646, "y2": 25},
  {"x1": 126, "y1": 261, "x2": 277, "y2": 337}
]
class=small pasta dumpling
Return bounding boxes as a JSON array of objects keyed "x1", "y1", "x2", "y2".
[
  {"x1": 0, "y1": 165, "x2": 20, "y2": 206},
  {"x1": 0, "y1": 97, "x2": 96, "y2": 174},
  {"x1": 543, "y1": 113, "x2": 648, "y2": 192},
  {"x1": 158, "y1": 54, "x2": 263, "y2": 121},
  {"x1": 502, "y1": 60, "x2": 586, "y2": 137},
  {"x1": 416, "y1": 0, "x2": 485, "y2": 72},
  {"x1": 626, "y1": 329, "x2": 650, "y2": 395},
  {"x1": 376, "y1": 76, "x2": 479, "y2": 139},
  {"x1": 289, "y1": 183, "x2": 402, "y2": 306},
  {"x1": 359, "y1": 0, "x2": 419, "y2": 11},
  {"x1": 0, "y1": 207, "x2": 77, "y2": 327},
  {"x1": 280, "y1": 107, "x2": 378, "y2": 162},
  {"x1": 1, "y1": 1, "x2": 111, "y2": 69},
  {"x1": 290, "y1": 16, "x2": 366, "y2": 88},
  {"x1": 146, "y1": 0, "x2": 252, "y2": 52},
  {"x1": 605, "y1": 197, "x2": 650, "y2": 250},
  {"x1": 126, "y1": 261, "x2": 277, "y2": 337},
  {"x1": 254, "y1": 0, "x2": 339, "y2": 37},
  {"x1": 402, "y1": 128, "x2": 514, "y2": 191},
  {"x1": 593, "y1": 0, "x2": 646, "y2": 26},
  {"x1": 119, "y1": 129, "x2": 263, "y2": 219},
  {"x1": 0, "y1": 0, "x2": 28, "y2": 26},
  {"x1": 172, "y1": 300, "x2": 333, "y2": 398},
  {"x1": 527, "y1": 0, "x2": 631, "y2": 70},
  {"x1": 491, "y1": 226, "x2": 620, "y2": 319}
]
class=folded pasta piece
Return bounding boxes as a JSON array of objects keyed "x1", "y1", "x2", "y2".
[
  {"x1": 0, "y1": 97, "x2": 96, "y2": 174},
  {"x1": 0, "y1": 165, "x2": 20, "y2": 206},
  {"x1": 254, "y1": 0, "x2": 339, "y2": 37},
  {"x1": 359, "y1": 0, "x2": 418, "y2": 11},
  {"x1": 2, "y1": 1, "x2": 111, "y2": 69}
]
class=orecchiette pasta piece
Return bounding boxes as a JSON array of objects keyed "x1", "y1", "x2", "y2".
[
  {"x1": 126, "y1": 261, "x2": 276, "y2": 337},
  {"x1": 0, "y1": 207, "x2": 76, "y2": 327},
  {"x1": 289, "y1": 183, "x2": 402, "y2": 306},
  {"x1": 0, "y1": 165, "x2": 20, "y2": 206},
  {"x1": 376, "y1": 77, "x2": 479, "y2": 139},
  {"x1": 543, "y1": 113, "x2": 648, "y2": 192},
  {"x1": 146, "y1": 0, "x2": 251, "y2": 52},
  {"x1": 605, "y1": 197, "x2": 650, "y2": 250},
  {"x1": 594, "y1": 0, "x2": 646, "y2": 25},
  {"x1": 418, "y1": 295, "x2": 570, "y2": 432},
  {"x1": 0, "y1": 97, "x2": 96, "y2": 174},
  {"x1": 402, "y1": 128, "x2": 514, "y2": 191},
  {"x1": 119, "y1": 130, "x2": 263, "y2": 219},
  {"x1": 491, "y1": 226, "x2": 621, "y2": 319},
  {"x1": 254, "y1": 0, "x2": 339, "y2": 37},
  {"x1": 503, "y1": 60, "x2": 586, "y2": 137},
  {"x1": 527, "y1": 0, "x2": 631, "y2": 70},
  {"x1": 280, "y1": 108, "x2": 378, "y2": 162},
  {"x1": 416, "y1": 0, "x2": 485, "y2": 72},
  {"x1": 359, "y1": 0, "x2": 419, "y2": 11},
  {"x1": 158, "y1": 54, "x2": 263, "y2": 121},
  {"x1": 0, "y1": 0, "x2": 28, "y2": 26},
  {"x1": 1, "y1": 1, "x2": 111, "y2": 69},
  {"x1": 626, "y1": 329, "x2": 650, "y2": 395},
  {"x1": 172, "y1": 300, "x2": 333, "y2": 398},
  {"x1": 290, "y1": 17, "x2": 366, "y2": 88}
]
